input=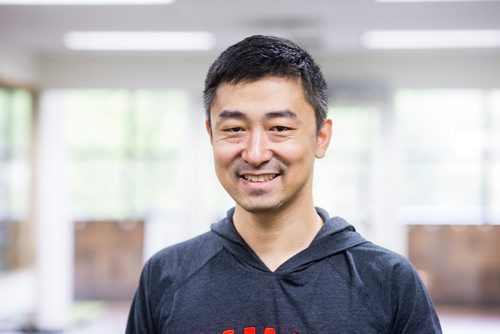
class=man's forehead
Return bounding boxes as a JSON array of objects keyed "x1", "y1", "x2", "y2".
[
  {"x1": 208, "y1": 76, "x2": 317, "y2": 129},
  {"x1": 211, "y1": 77, "x2": 307, "y2": 110}
]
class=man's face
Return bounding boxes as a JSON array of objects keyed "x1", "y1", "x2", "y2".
[{"x1": 207, "y1": 76, "x2": 332, "y2": 214}]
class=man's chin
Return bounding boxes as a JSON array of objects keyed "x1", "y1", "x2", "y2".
[{"x1": 235, "y1": 200, "x2": 283, "y2": 214}]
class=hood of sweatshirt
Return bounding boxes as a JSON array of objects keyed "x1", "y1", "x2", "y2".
[{"x1": 210, "y1": 207, "x2": 368, "y2": 274}]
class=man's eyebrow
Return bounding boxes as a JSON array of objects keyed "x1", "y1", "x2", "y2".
[
  {"x1": 265, "y1": 110, "x2": 298, "y2": 119},
  {"x1": 216, "y1": 110, "x2": 247, "y2": 121},
  {"x1": 214, "y1": 109, "x2": 298, "y2": 127}
]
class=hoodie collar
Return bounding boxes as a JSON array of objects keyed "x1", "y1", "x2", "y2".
[{"x1": 210, "y1": 207, "x2": 368, "y2": 273}]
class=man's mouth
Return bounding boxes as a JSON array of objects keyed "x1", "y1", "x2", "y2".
[{"x1": 241, "y1": 174, "x2": 279, "y2": 182}]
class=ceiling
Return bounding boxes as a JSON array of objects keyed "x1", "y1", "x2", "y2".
[{"x1": 1, "y1": 0, "x2": 500, "y2": 58}]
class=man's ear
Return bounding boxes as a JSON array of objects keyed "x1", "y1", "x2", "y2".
[
  {"x1": 315, "y1": 119, "x2": 333, "y2": 159},
  {"x1": 205, "y1": 119, "x2": 213, "y2": 145}
]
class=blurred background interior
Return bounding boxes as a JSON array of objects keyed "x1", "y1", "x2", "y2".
[{"x1": 0, "y1": 0, "x2": 500, "y2": 333}]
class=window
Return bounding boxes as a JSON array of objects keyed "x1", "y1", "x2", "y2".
[
  {"x1": 63, "y1": 89, "x2": 189, "y2": 220},
  {"x1": 0, "y1": 87, "x2": 33, "y2": 270},
  {"x1": 396, "y1": 89, "x2": 500, "y2": 224},
  {"x1": 0, "y1": 88, "x2": 32, "y2": 220},
  {"x1": 315, "y1": 106, "x2": 380, "y2": 226},
  {"x1": 488, "y1": 90, "x2": 500, "y2": 222}
]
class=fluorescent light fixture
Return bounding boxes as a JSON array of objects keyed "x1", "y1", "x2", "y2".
[
  {"x1": 361, "y1": 30, "x2": 500, "y2": 49},
  {"x1": 64, "y1": 31, "x2": 215, "y2": 51},
  {"x1": 0, "y1": 0, "x2": 173, "y2": 4},
  {"x1": 376, "y1": 0, "x2": 499, "y2": 2}
]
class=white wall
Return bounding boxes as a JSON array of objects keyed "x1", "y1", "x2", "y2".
[
  {"x1": 318, "y1": 51, "x2": 500, "y2": 89},
  {"x1": 36, "y1": 53, "x2": 211, "y2": 91},
  {"x1": 0, "y1": 47, "x2": 38, "y2": 85},
  {"x1": 35, "y1": 50, "x2": 500, "y2": 90}
]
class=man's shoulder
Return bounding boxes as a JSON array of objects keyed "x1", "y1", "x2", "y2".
[
  {"x1": 342, "y1": 242, "x2": 441, "y2": 332},
  {"x1": 338, "y1": 240, "x2": 427, "y2": 311},
  {"x1": 152, "y1": 230, "x2": 221, "y2": 259},
  {"x1": 144, "y1": 230, "x2": 223, "y2": 285},
  {"x1": 351, "y1": 241, "x2": 412, "y2": 267},
  {"x1": 347, "y1": 241, "x2": 419, "y2": 282},
  {"x1": 331, "y1": 241, "x2": 430, "y2": 324}
]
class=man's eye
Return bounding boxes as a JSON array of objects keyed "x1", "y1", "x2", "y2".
[
  {"x1": 271, "y1": 126, "x2": 290, "y2": 132},
  {"x1": 225, "y1": 127, "x2": 244, "y2": 133}
]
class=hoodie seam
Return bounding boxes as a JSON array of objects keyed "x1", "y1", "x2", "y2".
[
  {"x1": 154, "y1": 244, "x2": 224, "y2": 322},
  {"x1": 327, "y1": 252, "x2": 385, "y2": 332}
]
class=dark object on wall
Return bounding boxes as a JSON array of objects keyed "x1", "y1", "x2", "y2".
[
  {"x1": 74, "y1": 220, "x2": 144, "y2": 300},
  {"x1": 409, "y1": 224, "x2": 500, "y2": 306},
  {"x1": 0, "y1": 219, "x2": 20, "y2": 271}
]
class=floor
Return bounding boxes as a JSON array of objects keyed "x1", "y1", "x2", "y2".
[
  {"x1": 67, "y1": 301, "x2": 129, "y2": 334},
  {"x1": 437, "y1": 306, "x2": 500, "y2": 334}
]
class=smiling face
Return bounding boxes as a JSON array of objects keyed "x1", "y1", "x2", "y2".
[{"x1": 207, "y1": 76, "x2": 332, "y2": 215}]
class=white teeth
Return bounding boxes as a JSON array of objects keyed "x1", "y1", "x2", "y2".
[{"x1": 243, "y1": 174, "x2": 277, "y2": 182}]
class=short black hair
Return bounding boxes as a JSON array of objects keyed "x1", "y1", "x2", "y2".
[{"x1": 203, "y1": 35, "x2": 328, "y2": 132}]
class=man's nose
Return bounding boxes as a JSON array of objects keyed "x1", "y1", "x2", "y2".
[{"x1": 241, "y1": 130, "x2": 273, "y2": 166}]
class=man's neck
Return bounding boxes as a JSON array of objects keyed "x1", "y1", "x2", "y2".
[{"x1": 232, "y1": 202, "x2": 323, "y2": 272}]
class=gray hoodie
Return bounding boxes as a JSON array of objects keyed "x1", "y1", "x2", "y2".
[{"x1": 126, "y1": 208, "x2": 441, "y2": 333}]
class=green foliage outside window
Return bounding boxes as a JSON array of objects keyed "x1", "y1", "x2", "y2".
[
  {"x1": 396, "y1": 89, "x2": 500, "y2": 224},
  {"x1": 0, "y1": 88, "x2": 32, "y2": 220},
  {"x1": 63, "y1": 90, "x2": 189, "y2": 220}
]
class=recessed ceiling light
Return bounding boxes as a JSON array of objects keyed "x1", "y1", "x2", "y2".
[
  {"x1": 0, "y1": 0, "x2": 173, "y2": 5},
  {"x1": 361, "y1": 30, "x2": 500, "y2": 49},
  {"x1": 63, "y1": 31, "x2": 216, "y2": 51}
]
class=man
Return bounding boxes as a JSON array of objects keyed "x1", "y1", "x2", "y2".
[{"x1": 126, "y1": 35, "x2": 441, "y2": 333}]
